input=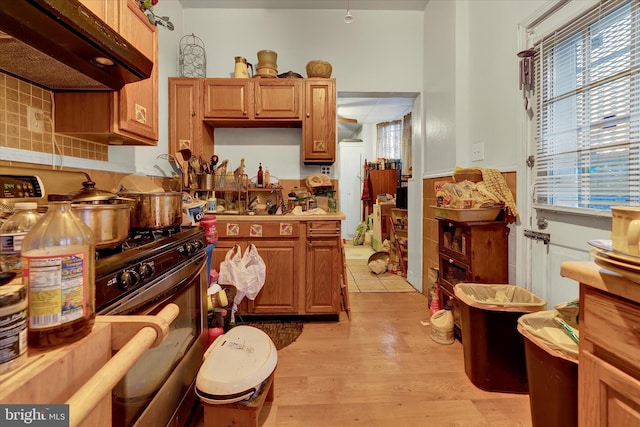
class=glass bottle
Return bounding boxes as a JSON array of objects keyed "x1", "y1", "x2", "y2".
[
  {"x1": 257, "y1": 162, "x2": 264, "y2": 188},
  {"x1": 0, "y1": 202, "x2": 40, "y2": 277},
  {"x1": 264, "y1": 167, "x2": 270, "y2": 188},
  {"x1": 21, "y1": 194, "x2": 96, "y2": 348}
]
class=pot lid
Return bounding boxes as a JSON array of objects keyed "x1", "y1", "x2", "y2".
[{"x1": 72, "y1": 181, "x2": 119, "y2": 203}]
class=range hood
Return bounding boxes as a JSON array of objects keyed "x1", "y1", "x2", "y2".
[{"x1": 0, "y1": 0, "x2": 153, "y2": 91}]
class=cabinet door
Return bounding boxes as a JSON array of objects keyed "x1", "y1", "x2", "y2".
[
  {"x1": 203, "y1": 79, "x2": 252, "y2": 119},
  {"x1": 580, "y1": 351, "x2": 640, "y2": 427},
  {"x1": 306, "y1": 238, "x2": 341, "y2": 313},
  {"x1": 116, "y1": 0, "x2": 158, "y2": 141},
  {"x1": 249, "y1": 240, "x2": 299, "y2": 314},
  {"x1": 210, "y1": 241, "x2": 249, "y2": 314},
  {"x1": 212, "y1": 238, "x2": 299, "y2": 314},
  {"x1": 169, "y1": 78, "x2": 202, "y2": 156},
  {"x1": 369, "y1": 169, "x2": 398, "y2": 199},
  {"x1": 303, "y1": 79, "x2": 336, "y2": 163},
  {"x1": 54, "y1": 0, "x2": 158, "y2": 145},
  {"x1": 254, "y1": 80, "x2": 302, "y2": 119}
]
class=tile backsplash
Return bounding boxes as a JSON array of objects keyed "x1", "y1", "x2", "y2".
[{"x1": 0, "y1": 72, "x2": 108, "y2": 161}]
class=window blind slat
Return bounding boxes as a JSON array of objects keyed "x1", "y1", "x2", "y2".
[{"x1": 534, "y1": 0, "x2": 640, "y2": 211}]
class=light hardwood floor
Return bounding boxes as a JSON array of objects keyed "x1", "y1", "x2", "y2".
[
  {"x1": 343, "y1": 244, "x2": 416, "y2": 292},
  {"x1": 190, "y1": 291, "x2": 533, "y2": 426}
]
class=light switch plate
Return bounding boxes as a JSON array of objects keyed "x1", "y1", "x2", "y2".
[{"x1": 471, "y1": 143, "x2": 485, "y2": 162}]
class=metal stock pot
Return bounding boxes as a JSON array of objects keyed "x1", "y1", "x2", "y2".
[
  {"x1": 117, "y1": 191, "x2": 183, "y2": 230},
  {"x1": 70, "y1": 181, "x2": 133, "y2": 248}
]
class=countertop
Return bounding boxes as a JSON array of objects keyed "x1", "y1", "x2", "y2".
[
  {"x1": 560, "y1": 261, "x2": 640, "y2": 304},
  {"x1": 213, "y1": 211, "x2": 346, "y2": 222}
]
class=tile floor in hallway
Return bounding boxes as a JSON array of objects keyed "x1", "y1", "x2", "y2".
[{"x1": 343, "y1": 244, "x2": 416, "y2": 293}]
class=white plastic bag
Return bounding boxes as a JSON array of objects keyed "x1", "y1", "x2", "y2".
[
  {"x1": 242, "y1": 244, "x2": 266, "y2": 301},
  {"x1": 218, "y1": 244, "x2": 266, "y2": 305}
]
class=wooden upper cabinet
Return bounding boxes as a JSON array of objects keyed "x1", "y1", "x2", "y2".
[
  {"x1": 54, "y1": 0, "x2": 158, "y2": 146},
  {"x1": 303, "y1": 78, "x2": 336, "y2": 164},
  {"x1": 116, "y1": 0, "x2": 158, "y2": 141},
  {"x1": 203, "y1": 79, "x2": 302, "y2": 121},
  {"x1": 168, "y1": 78, "x2": 213, "y2": 159},
  {"x1": 203, "y1": 79, "x2": 252, "y2": 119},
  {"x1": 254, "y1": 80, "x2": 302, "y2": 119}
]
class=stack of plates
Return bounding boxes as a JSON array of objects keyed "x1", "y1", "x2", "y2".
[{"x1": 588, "y1": 239, "x2": 640, "y2": 283}]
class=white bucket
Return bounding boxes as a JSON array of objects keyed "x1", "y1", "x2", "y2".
[{"x1": 430, "y1": 308, "x2": 454, "y2": 345}]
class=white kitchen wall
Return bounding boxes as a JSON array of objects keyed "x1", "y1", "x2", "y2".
[
  {"x1": 423, "y1": 0, "x2": 548, "y2": 286},
  {"x1": 423, "y1": 0, "x2": 457, "y2": 177}
]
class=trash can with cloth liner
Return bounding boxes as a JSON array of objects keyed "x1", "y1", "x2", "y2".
[
  {"x1": 517, "y1": 301, "x2": 579, "y2": 427},
  {"x1": 454, "y1": 283, "x2": 546, "y2": 393}
]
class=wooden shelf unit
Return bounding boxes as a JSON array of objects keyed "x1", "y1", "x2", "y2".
[
  {"x1": 389, "y1": 208, "x2": 408, "y2": 276},
  {"x1": 437, "y1": 218, "x2": 509, "y2": 340}
]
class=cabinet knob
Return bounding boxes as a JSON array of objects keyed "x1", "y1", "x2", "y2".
[
  {"x1": 191, "y1": 111, "x2": 196, "y2": 117},
  {"x1": 448, "y1": 258, "x2": 454, "y2": 264},
  {"x1": 256, "y1": 110, "x2": 260, "y2": 116},
  {"x1": 243, "y1": 110, "x2": 248, "y2": 116},
  {"x1": 306, "y1": 113, "x2": 310, "y2": 118}
]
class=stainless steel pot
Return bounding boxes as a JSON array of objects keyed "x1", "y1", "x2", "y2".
[
  {"x1": 71, "y1": 203, "x2": 132, "y2": 248},
  {"x1": 118, "y1": 192, "x2": 183, "y2": 229},
  {"x1": 70, "y1": 180, "x2": 133, "y2": 248}
]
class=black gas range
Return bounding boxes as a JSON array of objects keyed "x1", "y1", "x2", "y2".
[{"x1": 95, "y1": 225, "x2": 206, "y2": 314}]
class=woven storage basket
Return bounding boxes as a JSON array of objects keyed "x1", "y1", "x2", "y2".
[{"x1": 306, "y1": 60, "x2": 332, "y2": 78}]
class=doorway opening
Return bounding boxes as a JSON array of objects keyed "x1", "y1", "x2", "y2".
[{"x1": 336, "y1": 92, "x2": 416, "y2": 242}]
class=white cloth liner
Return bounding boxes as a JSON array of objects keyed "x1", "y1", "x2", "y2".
[
  {"x1": 454, "y1": 283, "x2": 547, "y2": 312},
  {"x1": 518, "y1": 309, "x2": 579, "y2": 362}
]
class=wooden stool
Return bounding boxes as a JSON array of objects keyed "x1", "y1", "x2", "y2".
[{"x1": 203, "y1": 371, "x2": 275, "y2": 427}]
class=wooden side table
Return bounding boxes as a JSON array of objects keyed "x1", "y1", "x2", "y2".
[{"x1": 203, "y1": 371, "x2": 275, "y2": 427}]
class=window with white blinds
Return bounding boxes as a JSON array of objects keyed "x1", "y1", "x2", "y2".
[{"x1": 535, "y1": 0, "x2": 640, "y2": 211}]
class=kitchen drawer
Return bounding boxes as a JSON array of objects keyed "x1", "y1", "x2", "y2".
[
  {"x1": 307, "y1": 221, "x2": 341, "y2": 237},
  {"x1": 439, "y1": 255, "x2": 471, "y2": 294},
  {"x1": 218, "y1": 221, "x2": 300, "y2": 238},
  {"x1": 439, "y1": 220, "x2": 470, "y2": 262},
  {"x1": 583, "y1": 287, "x2": 640, "y2": 370}
]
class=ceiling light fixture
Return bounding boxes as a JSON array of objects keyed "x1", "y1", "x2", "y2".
[{"x1": 344, "y1": 0, "x2": 353, "y2": 24}]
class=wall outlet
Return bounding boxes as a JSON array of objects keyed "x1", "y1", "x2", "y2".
[
  {"x1": 27, "y1": 106, "x2": 44, "y2": 134},
  {"x1": 320, "y1": 166, "x2": 331, "y2": 175},
  {"x1": 471, "y1": 142, "x2": 485, "y2": 162}
]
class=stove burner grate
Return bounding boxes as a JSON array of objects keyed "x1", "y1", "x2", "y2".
[
  {"x1": 96, "y1": 244, "x2": 125, "y2": 259},
  {"x1": 125, "y1": 226, "x2": 184, "y2": 248}
]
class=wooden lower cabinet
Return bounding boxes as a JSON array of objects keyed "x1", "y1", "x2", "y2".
[
  {"x1": 579, "y1": 286, "x2": 640, "y2": 426},
  {"x1": 211, "y1": 219, "x2": 341, "y2": 316},
  {"x1": 306, "y1": 237, "x2": 341, "y2": 313},
  {"x1": 211, "y1": 239, "x2": 300, "y2": 315}
]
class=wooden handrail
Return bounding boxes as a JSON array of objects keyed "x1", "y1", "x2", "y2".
[{"x1": 66, "y1": 303, "x2": 179, "y2": 427}]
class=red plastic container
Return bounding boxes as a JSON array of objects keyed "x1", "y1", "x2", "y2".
[{"x1": 200, "y1": 215, "x2": 218, "y2": 244}]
